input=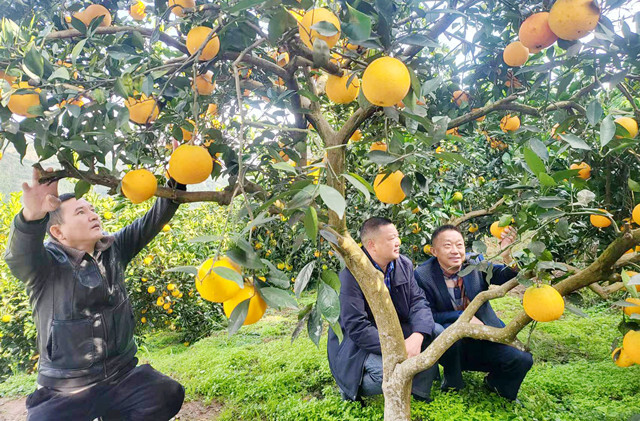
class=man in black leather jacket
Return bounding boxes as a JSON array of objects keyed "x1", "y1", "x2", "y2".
[{"x1": 5, "y1": 168, "x2": 185, "y2": 420}]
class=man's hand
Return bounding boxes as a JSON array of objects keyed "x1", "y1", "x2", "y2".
[
  {"x1": 405, "y1": 332, "x2": 424, "y2": 358},
  {"x1": 470, "y1": 316, "x2": 484, "y2": 325},
  {"x1": 499, "y1": 226, "x2": 517, "y2": 264},
  {"x1": 22, "y1": 168, "x2": 60, "y2": 221}
]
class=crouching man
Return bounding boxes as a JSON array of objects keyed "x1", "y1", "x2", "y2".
[
  {"x1": 5, "y1": 168, "x2": 185, "y2": 420},
  {"x1": 414, "y1": 224, "x2": 533, "y2": 401},
  {"x1": 327, "y1": 217, "x2": 438, "y2": 402}
]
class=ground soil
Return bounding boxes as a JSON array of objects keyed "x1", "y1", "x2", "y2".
[{"x1": 0, "y1": 397, "x2": 222, "y2": 421}]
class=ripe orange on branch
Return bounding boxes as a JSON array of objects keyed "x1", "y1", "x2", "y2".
[
  {"x1": 194, "y1": 71, "x2": 215, "y2": 95},
  {"x1": 125, "y1": 94, "x2": 159, "y2": 124},
  {"x1": 325, "y1": 73, "x2": 360, "y2": 104},
  {"x1": 168, "y1": 144, "x2": 213, "y2": 185},
  {"x1": 223, "y1": 283, "x2": 267, "y2": 325},
  {"x1": 196, "y1": 256, "x2": 242, "y2": 303},
  {"x1": 615, "y1": 117, "x2": 638, "y2": 139},
  {"x1": 374, "y1": 171, "x2": 406, "y2": 204},
  {"x1": 523, "y1": 284, "x2": 565, "y2": 322},
  {"x1": 452, "y1": 90, "x2": 469, "y2": 107},
  {"x1": 500, "y1": 114, "x2": 520, "y2": 132},
  {"x1": 623, "y1": 298, "x2": 640, "y2": 317},
  {"x1": 590, "y1": 209, "x2": 611, "y2": 228},
  {"x1": 121, "y1": 169, "x2": 158, "y2": 204},
  {"x1": 503, "y1": 41, "x2": 529, "y2": 67},
  {"x1": 570, "y1": 162, "x2": 591, "y2": 180},
  {"x1": 186, "y1": 26, "x2": 220, "y2": 61},
  {"x1": 549, "y1": 0, "x2": 600, "y2": 41},
  {"x1": 168, "y1": 0, "x2": 195, "y2": 17},
  {"x1": 362, "y1": 57, "x2": 410, "y2": 107},
  {"x1": 8, "y1": 82, "x2": 41, "y2": 117},
  {"x1": 622, "y1": 330, "x2": 640, "y2": 364},
  {"x1": 73, "y1": 4, "x2": 112, "y2": 27},
  {"x1": 519, "y1": 12, "x2": 558, "y2": 53},
  {"x1": 129, "y1": 1, "x2": 146, "y2": 20},
  {"x1": 298, "y1": 8, "x2": 341, "y2": 49},
  {"x1": 490, "y1": 221, "x2": 509, "y2": 239}
]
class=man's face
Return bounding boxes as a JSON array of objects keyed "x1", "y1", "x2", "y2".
[
  {"x1": 432, "y1": 229, "x2": 466, "y2": 273},
  {"x1": 369, "y1": 223, "x2": 401, "y2": 262},
  {"x1": 54, "y1": 199, "x2": 103, "y2": 246}
]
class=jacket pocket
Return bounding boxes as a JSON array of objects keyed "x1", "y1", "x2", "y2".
[
  {"x1": 48, "y1": 318, "x2": 95, "y2": 369},
  {"x1": 113, "y1": 298, "x2": 135, "y2": 354}
]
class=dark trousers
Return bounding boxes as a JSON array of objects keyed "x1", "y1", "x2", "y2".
[
  {"x1": 435, "y1": 324, "x2": 533, "y2": 400},
  {"x1": 359, "y1": 335, "x2": 438, "y2": 400},
  {"x1": 26, "y1": 364, "x2": 185, "y2": 421}
]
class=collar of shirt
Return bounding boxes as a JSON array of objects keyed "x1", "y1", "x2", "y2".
[{"x1": 363, "y1": 248, "x2": 395, "y2": 288}]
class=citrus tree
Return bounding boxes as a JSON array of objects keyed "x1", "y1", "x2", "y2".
[{"x1": 1, "y1": 0, "x2": 640, "y2": 419}]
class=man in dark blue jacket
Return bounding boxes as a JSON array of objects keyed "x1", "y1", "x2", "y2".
[
  {"x1": 414, "y1": 224, "x2": 532, "y2": 401},
  {"x1": 327, "y1": 217, "x2": 437, "y2": 402}
]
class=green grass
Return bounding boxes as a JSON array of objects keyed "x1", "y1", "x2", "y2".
[{"x1": 2, "y1": 295, "x2": 640, "y2": 421}]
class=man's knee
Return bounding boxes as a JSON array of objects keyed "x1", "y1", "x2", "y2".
[
  {"x1": 158, "y1": 378, "x2": 185, "y2": 416},
  {"x1": 504, "y1": 348, "x2": 533, "y2": 374}
]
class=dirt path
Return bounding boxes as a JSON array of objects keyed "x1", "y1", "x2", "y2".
[{"x1": 0, "y1": 397, "x2": 221, "y2": 420}]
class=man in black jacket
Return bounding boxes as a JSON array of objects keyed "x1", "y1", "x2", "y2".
[
  {"x1": 414, "y1": 224, "x2": 532, "y2": 401},
  {"x1": 5, "y1": 168, "x2": 185, "y2": 420},
  {"x1": 327, "y1": 217, "x2": 437, "y2": 402}
]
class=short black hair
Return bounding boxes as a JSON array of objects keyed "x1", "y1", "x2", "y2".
[
  {"x1": 431, "y1": 224, "x2": 463, "y2": 245},
  {"x1": 46, "y1": 193, "x2": 77, "y2": 239},
  {"x1": 360, "y1": 217, "x2": 394, "y2": 245}
]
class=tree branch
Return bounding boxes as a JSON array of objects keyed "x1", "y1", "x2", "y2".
[
  {"x1": 448, "y1": 197, "x2": 505, "y2": 226},
  {"x1": 336, "y1": 105, "x2": 377, "y2": 145}
]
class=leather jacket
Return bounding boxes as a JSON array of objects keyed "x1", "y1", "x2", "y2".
[{"x1": 5, "y1": 191, "x2": 181, "y2": 389}]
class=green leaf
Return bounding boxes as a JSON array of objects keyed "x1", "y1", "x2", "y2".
[
  {"x1": 310, "y1": 21, "x2": 339, "y2": 37},
  {"x1": 60, "y1": 140, "x2": 99, "y2": 153},
  {"x1": 437, "y1": 151, "x2": 472, "y2": 166},
  {"x1": 268, "y1": 8, "x2": 297, "y2": 43},
  {"x1": 397, "y1": 34, "x2": 439, "y2": 48},
  {"x1": 258, "y1": 287, "x2": 298, "y2": 309},
  {"x1": 307, "y1": 305, "x2": 323, "y2": 346},
  {"x1": 559, "y1": 133, "x2": 591, "y2": 150},
  {"x1": 343, "y1": 173, "x2": 371, "y2": 201},
  {"x1": 600, "y1": 116, "x2": 616, "y2": 147},
  {"x1": 227, "y1": 299, "x2": 250, "y2": 335},
  {"x1": 523, "y1": 147, "x2": 546, "y2": 176},
  {"x1": 225, "y1": 0, "x2": 266, "y2": 14},
  {"x1": 368, "y1": 150, "x2": 399, "y2": 165},
  {"x1": 227, "y1": 246, "x2": 264, "y2": 270},
  {"x1": 23, "y1": 46, "x2": 44, "y2": 79},
  {"x1": 556, "y1": 218, "x2": 569, "y2": 238},
  {"x1": 564, "y1": 303, "x2": 586, "y2": 318},
  {"x1": 472, "y1": 240, "x2": 487, "y2": 254},
  {"x1": 586, "y1": 100, "x2": 603, "y2": 126},
  {"x1": 539, "y1": 172, "x2": 557, "y2": 187},
  {"x1": 212, "y1": 267, "x2": 244, "y2": 288},
  {"x1": 528, "y1": 241, "x2": 546, "y2": 257},
  {"x1": 271, "y1": 161, "x2": 297, "y2": 173},
  {"x1": 74, "y1": 180, "x2": 91, "y2": 199},
  {"x1": 318, "y1": 282, "x2": 340, "y2": 324},
  {"x1": 48, "y1": 67, "x2": 69, "y2": 81},
  {"x1": 535, "y1": 196, "x2": 567, "y2": 208},
  {"x1": 330, "y1": 322, "x2": 343, "y2": 342},
  {"x1": 343, "y1": 3, "x2": 372, "y2": 42},
  {"x1": 319, "y1": 184, "x2": 346, "y2": 219},
  {"x1": 321, "y1": 269, "x2": 341, "y2": 292},
  {"x1": 529, "y1": 138, "x2": 549, "y2": 161},
  {"x1": 164, "y1": 265, "x2": 198, "y2": 276},
  {"x1": 304, "y1": 206, "x2": 318, "y2": 242},
  {"x1": 71, "y1": 39, "x2": 87, "y2": 65},
  {"x1": 629, "y1": 178, "x2": 640, "y2": 192},
  {"x1": 69, "y1": 15, "x2": 87, "y2": 34},
  {"x1": 294, "y1": 261, "x2": 315, "y2": 299}
]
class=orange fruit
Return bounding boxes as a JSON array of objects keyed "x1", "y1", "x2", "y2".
[
  {"x1": 615, "y1": 117, "x2": 638, "y2": 139},
  {"x1": 325, "y1": 73, "x2": 360, "y2": 104},
  {"x1": 632, "y1": 204, "x2": 640, "y2": 225},
  {"x1": 519, "y1": 12, "x2": 558, "y2": 52},
  {"x1": 121, "y1": 169, "x2": 158, "y2": 204},
  {"x1": 523, "y1": 284, "x2": 565, "y2": 322},
  {"x1": 74, "y1": 4, "x2": 112, "y2": 27},
  {"x1": 500, "y1": 114, "x2": 520, "y2": 132},
  {"x1": 622, "y1": 330, "x2": 640, "y2": 364},
  {"x1": 503, "y1": 41, "x2": 529, "y2": 67},
  {"x1": 590, "y1": 209, "x2": 611, "y2": 228},
  {"x1": 570, "y1": 162, "x2": 591, "y2": 180},
  {"x1": 168, "y1": 144, "x2": 213, "y2": 185},
  {"x1": 8, "y1": 82, "x2": 41, "y2": 117},
  {"x1": 468, "y1": 223, "x2": 479, "y2": 233},
  {"x1": 194, "y1": 71, "x2": 215, "y2": 95},
  {"x1": 129, "y1": 1, "x2": 146, "y2": 20},
  {"x1": 186, "y1": 26, "x2": 220, "y2": 61},
  {"x1": 452, "y1": 90, "x2": 469, "y2": 107},
  {"x1": 168, "y1": 0, "x2": 195, "y2": 17},
  {"x1": 612, "y1": 347, "x2": 635, "y2": 367},
  {"x1": 125, "y1": 94, "x2": 159, "y2": 124},
  {"x1": 549, "y1": 0, "x2": 600, "y2": 41},
  {"x1": 207, "y1": 103, "x2": 218, "y2": 116},
  {"x1": 350, "y1": 129, "x2": 363, "y2": 142},
  {"x1": 298, "y1": 8, "x2": 341, "y2": 50},
  {"x1": 374, "y1": 171, "x2": 406, "y2": 204},
  {"x1": 196, "y1": 256, "x2": 242, "y2": 303},
  {"x1": 223, "y1": 283, "x2": 267, "y2": 325},
  {"x1": 490, "y1": 221, "x2": 509, "y2": 239},
  {"x1": 370, "y1": 141, "x2": 387, "y2": 152},
  {"x1": 362, "y1": 57, "x2": 410, "y2": 107},
  {"x1": 623, "y1": 298, "x2": 640, "y2": 317}
]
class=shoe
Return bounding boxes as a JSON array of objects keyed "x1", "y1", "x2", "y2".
[
  {"x1": 440, "y1": 379, "x2": 465, "y2": 392},
  {"x1": 411, "y1": 393, "x2": 432, "y2": 403}
]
